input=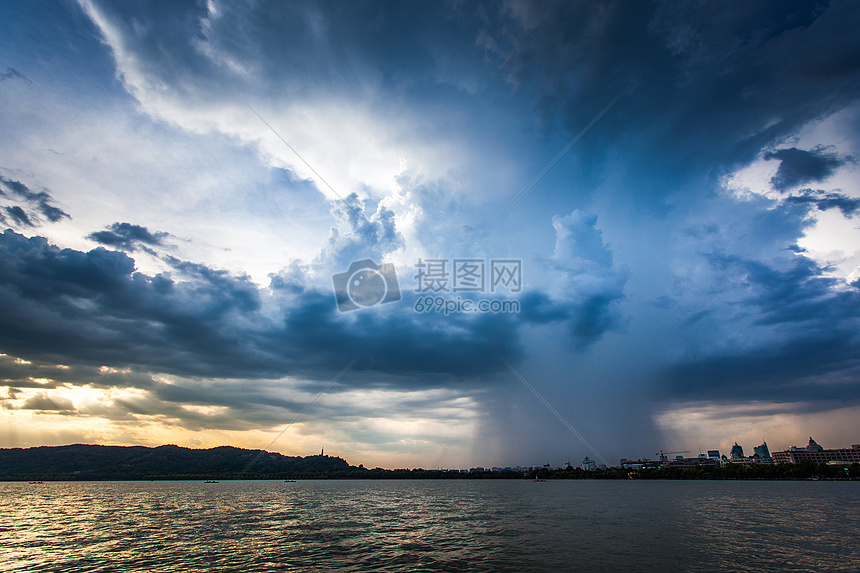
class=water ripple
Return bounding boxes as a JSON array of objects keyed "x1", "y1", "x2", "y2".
[{"x1": 1, "y1": 480, "x2": 858, "y2": 572}]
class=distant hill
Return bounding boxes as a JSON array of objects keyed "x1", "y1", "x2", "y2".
[{"x1": 0, "y1": 444, "x2": 352, "y2": 480}]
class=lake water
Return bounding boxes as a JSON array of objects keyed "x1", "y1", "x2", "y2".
[{"x1": 1, "y1": 480, "x2": 859, "y2": 572}]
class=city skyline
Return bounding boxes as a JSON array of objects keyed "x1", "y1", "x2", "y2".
[
  {"x1": 4, "y1": 434, "x2": 859, "y2": 473},
  {"x1": 2, "y1": 1, "x2": 860, "y2": 469}
]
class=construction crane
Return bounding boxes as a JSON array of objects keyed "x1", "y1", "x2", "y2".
[{"x1": 655, "y1": 450, "x2": 690, "y2": 462}]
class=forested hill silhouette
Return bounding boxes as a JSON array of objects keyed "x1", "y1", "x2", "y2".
[{"x1": 0, "y1": 444, "x2": 350, "y2": 480}]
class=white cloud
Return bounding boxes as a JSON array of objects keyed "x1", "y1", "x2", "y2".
[{"x1": 722, "y1": 106, "x2": 860, "y2": 282}]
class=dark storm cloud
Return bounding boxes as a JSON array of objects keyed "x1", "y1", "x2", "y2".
[
  {"x1": 518, "y1": 291, "x2": 569, "y2": 324},
  {"x1": 784, "y1": 188, "x2": 860, "y2": 216},
  {"x1": 88, "y1": 222, "x2": 170, "y2": 252},
  {"x1": 663, "y1": 333, "x2": 860, "y2": 406},
  {"x1": 662, "y1": 252, "x2": 860, "y2": 405},
  {"x1": 706, "y1": 253, "x2": 860, "y2": 328},
  {"x1": 266, "y1": 285, "x2": 523, "y2": 382},
  {"x1": 0, "y1": 176, "x2": 70, "y2": 225},
  {"x1": 765, "y1": 147, "x2": 848, "y2": 191},
  {"x1": 481, "y1": 0, "x2": 860, "y2": 200},
  {"x1": 0, "y1": 177, "x2": 30, "y2": 197},
  {"x1": 0, "y1": 230, "x2": 521, "y2": 385},
  {"x1": 0, "y1": 230, "x2": 266, "y2": 377},
  {"x1": 83, "y1": 0, "x2": 488, "y2": 103},
  {"x1": 568, "y1": 291, "x2": 625, "y2": 345},
  {"x1": 5, "y1": 206, "x2": 33, "y2": 227}
]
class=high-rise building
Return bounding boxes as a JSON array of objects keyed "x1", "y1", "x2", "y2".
[
  {"x1": 730, "y1": 442, "x2": 745, "y2": 459},
  {"x1": 771, "y1": 438, "x2": 860, "y2": 464},
  {"x1": 804, "y1": 437, "x2": 823, "y2": 452},
  {"x1": 752, "y1": 441, "x2": 774, "y2": 465}
]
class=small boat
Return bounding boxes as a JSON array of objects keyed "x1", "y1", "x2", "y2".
[
  {"x1": 533, "y1": 478, "x2": 546, "y2": 482},
  {"x1": 284, "y1": 480, "x2": 296, "y2": 483},
  {"x1": 204, "y1": 480, "x2": 219, "y2": 483},
  {"x1": 28, "y1": 481, "x2": 43, "y2": 484}
]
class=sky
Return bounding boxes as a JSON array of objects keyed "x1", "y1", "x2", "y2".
[{"x1": 1, "y1": 0, "x2": 860, "y2": 469}]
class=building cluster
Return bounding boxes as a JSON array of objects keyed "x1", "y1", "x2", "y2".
[
  {"x1": 771, "y1": 437, "x2": 860, "y2": 465},
  {"x1": 435, "y1": 465, "x2": 541, "y2": 474},
  {"x1": 433, "y1": 438, "x2": 860, "y2": 474},
  {"x1": 464, "y1": 461, "x2": 608, "y2": 473},
  {"x1": 441, "y1": 459, "x2": 609, "y2": 474},
  {"x1": 620, "y1": 437, "x2": 860, "y2": 470}
]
